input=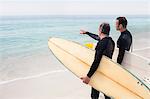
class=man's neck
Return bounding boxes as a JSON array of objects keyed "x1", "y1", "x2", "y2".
[
  {"x1": 99, "y1": 34, "x2": 108, "y2": 40},
  {"x1": 120, "y1": 28, "x2": 127, "y2": 33}
]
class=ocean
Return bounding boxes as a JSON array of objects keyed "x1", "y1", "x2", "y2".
[{"x1": 0, "y1": 15, "x2": 150, "y2": 83}]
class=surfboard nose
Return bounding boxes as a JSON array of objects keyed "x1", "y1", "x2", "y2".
[{"x1": 49, "y1": 37, "x2": 56, "y2": 41}]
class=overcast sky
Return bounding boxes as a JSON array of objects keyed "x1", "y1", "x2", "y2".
[{"x1": 0, "y1": 0, "x2": 149, "y2": 16}]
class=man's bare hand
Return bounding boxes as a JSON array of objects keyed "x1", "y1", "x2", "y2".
[
  {"x1": 80, "y1": 30, "x2": 87, "y2": 34},
  {"x1": 80, "y1": 76, "x2": 90, "y2": 84}
]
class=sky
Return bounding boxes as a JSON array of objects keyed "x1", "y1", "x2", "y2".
[{"x1": 0, "y1": 0, "x2": 149, "y2": 16}]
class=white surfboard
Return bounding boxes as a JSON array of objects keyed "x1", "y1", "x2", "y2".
[
  {"x1": 48, "y1": 37, "x2": 150, "y2": 99},
  {"x1": 113, "y1": 49, "x2": 150, "y2": 88}
]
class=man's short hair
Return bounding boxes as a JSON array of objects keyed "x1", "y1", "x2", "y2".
[
  {"x1": 116, "y1": 17, "x2": 128, "y2": 28},
  {"x1": 100, "y1": 23, "x2": 110, "y2": 35}
]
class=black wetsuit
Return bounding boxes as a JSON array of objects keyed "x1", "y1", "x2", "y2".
[
  {"x1": 117, "y1": 29, "x2": 132, "y2": 64},
  {"x1": 86, "y1": 32, "x2": 115, "y2": 99}
]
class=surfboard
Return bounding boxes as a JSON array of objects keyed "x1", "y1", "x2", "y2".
[
  {"x1": 113, "y1": 49, "x2": 150, "y2": 88},
  {"x1": 48, "y1": 37, "x2": 150, "y2": 99}
]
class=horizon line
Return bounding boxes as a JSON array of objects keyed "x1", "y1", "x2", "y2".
[{"x1": 0, "y1": 14, "x2": 150, "y2": 17}]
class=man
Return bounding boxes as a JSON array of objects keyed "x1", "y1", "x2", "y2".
[
  {"x1": 116, "y1": 17, "x2": 132, "y2": 64},
  {"x1": 80, "y1": 23, "x2": 115, "y2": 99}
]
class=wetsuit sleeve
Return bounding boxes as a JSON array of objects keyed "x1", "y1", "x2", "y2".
[
  {"x1": 117, "y1": 38, "x2": 125, "y2": 64},
  {"x1": 87, "y1": 41, "x2": 106, "y2": 78},
  {"x1": 117, "y1": 47, "x2": 125, "y2": 64},
  {"x1": 86, "y1": 32, "x2": 100, "y2": 41}
]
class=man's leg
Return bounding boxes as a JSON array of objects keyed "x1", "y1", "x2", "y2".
[
  {"x1": 91, "y1": 87, "x2": 99, "y2": 99},
  {"x1": 104, "y1": 94, "x2": 111, "y2": 99}
]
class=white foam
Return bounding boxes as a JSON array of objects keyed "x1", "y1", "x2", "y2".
[
  {"x1": 133, "y1": 47, "x2": 150, "y2": 51},
  {"x1": 0, "y1": 69, "x2": 67, "y2": 85}
]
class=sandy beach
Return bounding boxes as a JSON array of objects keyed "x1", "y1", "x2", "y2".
[{"x1": 0, "y1": 70, "x2": 92, "y2": 99}]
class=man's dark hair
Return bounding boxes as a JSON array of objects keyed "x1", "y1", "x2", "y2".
[
  {"x1": 100, "y1": 23, "x2": 110, "y2": 35},
  {"x1": 116, "y1": 17, "x2": 128, "y2": 28}
]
